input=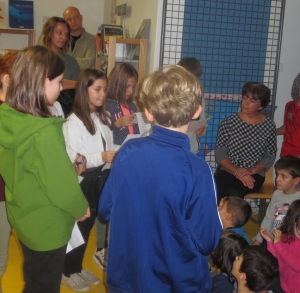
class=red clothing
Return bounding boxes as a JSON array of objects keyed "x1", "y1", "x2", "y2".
[
  {"x1": 280, "y1": 100, "x2": 300, "y2": 157},
  {"x1": 0, "y1": 100, "x2": 4, "y2": 201},
  {"x1": 267, "y1": 238, "x2": 300, "y2": 293},
  {"x1": 120, "y1": 104, "x2": 134, "y2": 135}
]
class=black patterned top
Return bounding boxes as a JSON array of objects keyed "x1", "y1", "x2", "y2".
[
  {"x1": 215, "y1": 114, "x2": 277, "y2": 170},
  {"x1": 107, "y1": 99, "x2": 140, "y2": 145}
]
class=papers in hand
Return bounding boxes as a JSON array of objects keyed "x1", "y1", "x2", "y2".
[
  {"x1": 67, "y1": 222, "x2": 85, "y2": 253},
  {"x1": 188, "y1": 118, "x2": 211, "y2": 133},
  {"x1": 114, "y1": 112, "x2": 152, "y2": 151}
]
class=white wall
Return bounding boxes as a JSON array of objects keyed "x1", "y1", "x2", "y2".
[
  {"x1": 0, "y1": 0, "x2": 104, "y2": 49},
  {"x1": 274, "y1": 0, "x2": 300, "y2": 160},
  {"x1": 103, "y1": 0, "x2": 160, "y2": 72}
]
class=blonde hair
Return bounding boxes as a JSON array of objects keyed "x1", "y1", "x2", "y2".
[
  {"x1": 140, "y1": 65, "x2": 202, "y2": 127},
  {"x1": 39, "y1": 17, "x2": 71, "y2": 53},
  {"x1": 6, "y1": 46, "x2": 65, "y2": 117}
]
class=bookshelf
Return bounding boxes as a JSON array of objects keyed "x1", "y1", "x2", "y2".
[
  {"x1": 96, "y1": 36, "x2": 147, "y2": 87},
  {"x1": 0, "y1": 28, "x2": 35, "y2": 47}
]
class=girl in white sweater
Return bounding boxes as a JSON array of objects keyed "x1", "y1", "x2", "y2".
[{"x1": 62, "y1": 68, "x2": 116, "y2": 292}]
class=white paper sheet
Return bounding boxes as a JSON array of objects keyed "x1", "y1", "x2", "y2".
[
  {"x1": 188, "y1": 118, "x2": 211, "y2": 132},
  {"x1": 67, "y1": 222, "x2": 85, "y2": 253}
]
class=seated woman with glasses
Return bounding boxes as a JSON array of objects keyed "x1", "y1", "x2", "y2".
[
  {"x1": 40, "y1": 17, "x2": 80, "y2": 116},
  {"x1": 214, "y1": 82, "x2": 277, "y2": 204}
]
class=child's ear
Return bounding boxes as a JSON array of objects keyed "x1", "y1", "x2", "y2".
[
  {"x1": 192, "y1": 105, "x2": 202, "y2": 119},
  {"x1": 44, "y1": 77, "x2": 50, "y2": 91},
  {"x1": 144, "y1": 108, "x2": 154, "y2": 122},
  {"x1": 2, "y1": 74, "x2": 10, "y2": 88},
  {"x1": 239, "y1": 272, "x2": 247, "y2": 281},
  {"x1": 226, "y1": 212, "x2": 233, "y2": 221},
  {"x1": 294, "y1": 177, "x2": 300, "y2": 185}
]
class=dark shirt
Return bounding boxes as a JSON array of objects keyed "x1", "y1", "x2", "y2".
[{"x1": 71, "y1": 34, "x2": 81, "y2": 51}]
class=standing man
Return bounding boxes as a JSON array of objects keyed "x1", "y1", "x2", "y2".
[{"x1": 63, "y1": 6, "x2": 96, "y2": 70}]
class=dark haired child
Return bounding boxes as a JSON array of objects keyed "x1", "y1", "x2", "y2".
[
  {"x1": 62, "y1": 68, "x2": 116, "y2": 291},
  {"x1": 261, "y1": 199, "x2": 300, "y2": 293},
  {"x1": 177, "y1": 57, "x2": 206, "y2": 154},
  {"x1": 232, "y1": 246, "x2": 279, "y2": 293},
  {"x1": 106, "y1": 63, "x2": 140, "y2": 145},
  {"x1": 218, "y1": 196, "x2": 252, "y2": 244},
  {"x1": 253, "y1": 155, "x2": 300, "y2": 245},
  {"x1": 99, "y1": 65, "x2": 222, "y2": 293},
  {"x1": 211, "y1": 231, "x2": 249, "y2": 293}
]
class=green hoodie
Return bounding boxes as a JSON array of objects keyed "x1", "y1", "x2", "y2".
[{"x1": 0, "y1": 103, "x2": 88, "y2": 251}]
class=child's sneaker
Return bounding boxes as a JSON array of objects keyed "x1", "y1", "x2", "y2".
[
  {"x1": 78, "y1": 269, "x2": 100, "y2": 286},
  {"x1": 61, "y1": 273, "x2": 90, "y2": 292},
  {"x1": 93, "y1": 248, "x2": 107, "y2": 271}
]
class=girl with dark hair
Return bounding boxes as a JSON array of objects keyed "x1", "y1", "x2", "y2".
[
  {"x1": 106, "y1": 63, "x2": 140, "y2": 145},
  {"x1": 261, "y1": 199, "x2": 300, "y2": 293},
  {"x1": 211, "y1": 231, "x2": 249, "y2": 293},
  {"x1": 0, "y1": 45, "x2": 88, "y2": 293},
  {"x1": 62, "y1": 68, "x2": 116, "y2": 292}
]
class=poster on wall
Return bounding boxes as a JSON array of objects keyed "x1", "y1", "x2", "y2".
[
  {"x1": 9, "y1": 0, "x2": 33, "y2": 29},
  {"x1": 0, "y1": 2, "x2": 5, "y2": 28}
]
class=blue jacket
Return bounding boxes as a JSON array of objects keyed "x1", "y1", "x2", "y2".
[
  {"x1": 228, "y1": 227, "x2": 251, "y2": 245},
  {"x1": 99, "y1": 126, "x2": 222, "y2": 293}
]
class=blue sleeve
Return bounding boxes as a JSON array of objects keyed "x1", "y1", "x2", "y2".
[
  {"x1": 185, "y1": 163, "x2": 222, "y2": 255},
  {"x1": 211, "y1": 274, "x2": 235, "y2": 293}
]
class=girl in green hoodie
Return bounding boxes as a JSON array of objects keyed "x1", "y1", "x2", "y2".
[{"x1": 0, "y1": 45, "x2": 89, "y2": 293}]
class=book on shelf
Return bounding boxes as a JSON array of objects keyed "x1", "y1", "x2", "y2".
[
  {"x1": 9, "y1": 0, "x2": 33, "y2": 29},
  {"x1": 101, "y1": 24, "x2": 125, "y2": 57},
  {"x1": 0, "y1": 2, "x2": 5, "y2": 28}
]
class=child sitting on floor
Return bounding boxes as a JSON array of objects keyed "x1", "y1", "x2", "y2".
[
  {"x1": 252, "y1": 155, "x2": 300, "y2": 245},
  {"x1": 261, "y1": 199, "x2": 300, "y2": 293},
  {"x1": 232, "y1": 246, "x2": 279, "y2": 293},
  {"x1": 218, "y1": 196, "x2": 252, "y2": 244},
  {"x1": 211, "y1": 231, "x2": 249, "y2": 293}
]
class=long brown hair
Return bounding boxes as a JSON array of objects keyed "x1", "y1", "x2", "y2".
[
  {"x1": 0, "y1": 51, "x2": 18, "y2": 90},
  {"x1": 39, "y1": 17, "x2": 71, "y2": 53},
  {"x1": 6, "y1": 46, "x2": 65, "y2": 117},
  {"x1": 72, "y1": 68, "x2": 111, "y2": 135},
  {"x1": 106, "y1": 63, "x2": 138, "y2": 105}
]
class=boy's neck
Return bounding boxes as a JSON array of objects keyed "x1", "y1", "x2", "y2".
[
  {"x1": 283, "y1": 186, "x2": 299, "y2": 195},
  {"x1": 222, "y1": 222, "x2": 233, "y2": 231},
  {"x1": 237, "y1": 282, "x2": 255, "y2": 293},
  {"x1": 155, "y1": 123, "x2": 189, "y2": 134}
]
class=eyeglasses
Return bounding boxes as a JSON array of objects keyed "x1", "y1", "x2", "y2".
[
  {"x1": 55, "y1": 30, "x2": 69, "y2": 38},
  {"x1": 242, "y1": 95, "x2": 259, "y2": 103}
]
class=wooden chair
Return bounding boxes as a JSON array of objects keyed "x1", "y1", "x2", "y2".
[{"x1": 244, "y1": 166, "x2": 275, "y2": 225}]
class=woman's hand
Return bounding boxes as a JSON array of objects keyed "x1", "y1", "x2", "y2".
[
  {"x1": 272, "y1": 230, "x2": 282, "y2": 243},
  {"x1": 114, "y1": 114, "x2": 136, "y2": 128},
  {"x1": 260, "y1": 229, "x2": 273, "y2": 242},
  {"x1": 238, "y1": 174, "x2": 255, "y2": 189},
  {"x1": 195, "y1": 126, "x2": 206, "y2": 136},
  {"x1": 102, "y1": 151, "x2": 117, "y2": 163},
  {"x1": 234, "y1": 167, "x2": 252, "y2": 178},
  {"x1": 77, "y1": 207, "x2": 90, "y2": 222}
]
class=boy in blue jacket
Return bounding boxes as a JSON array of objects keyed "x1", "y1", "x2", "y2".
[{"x1": 99, "y1": 65, "x2": 222, "y2": 293}]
